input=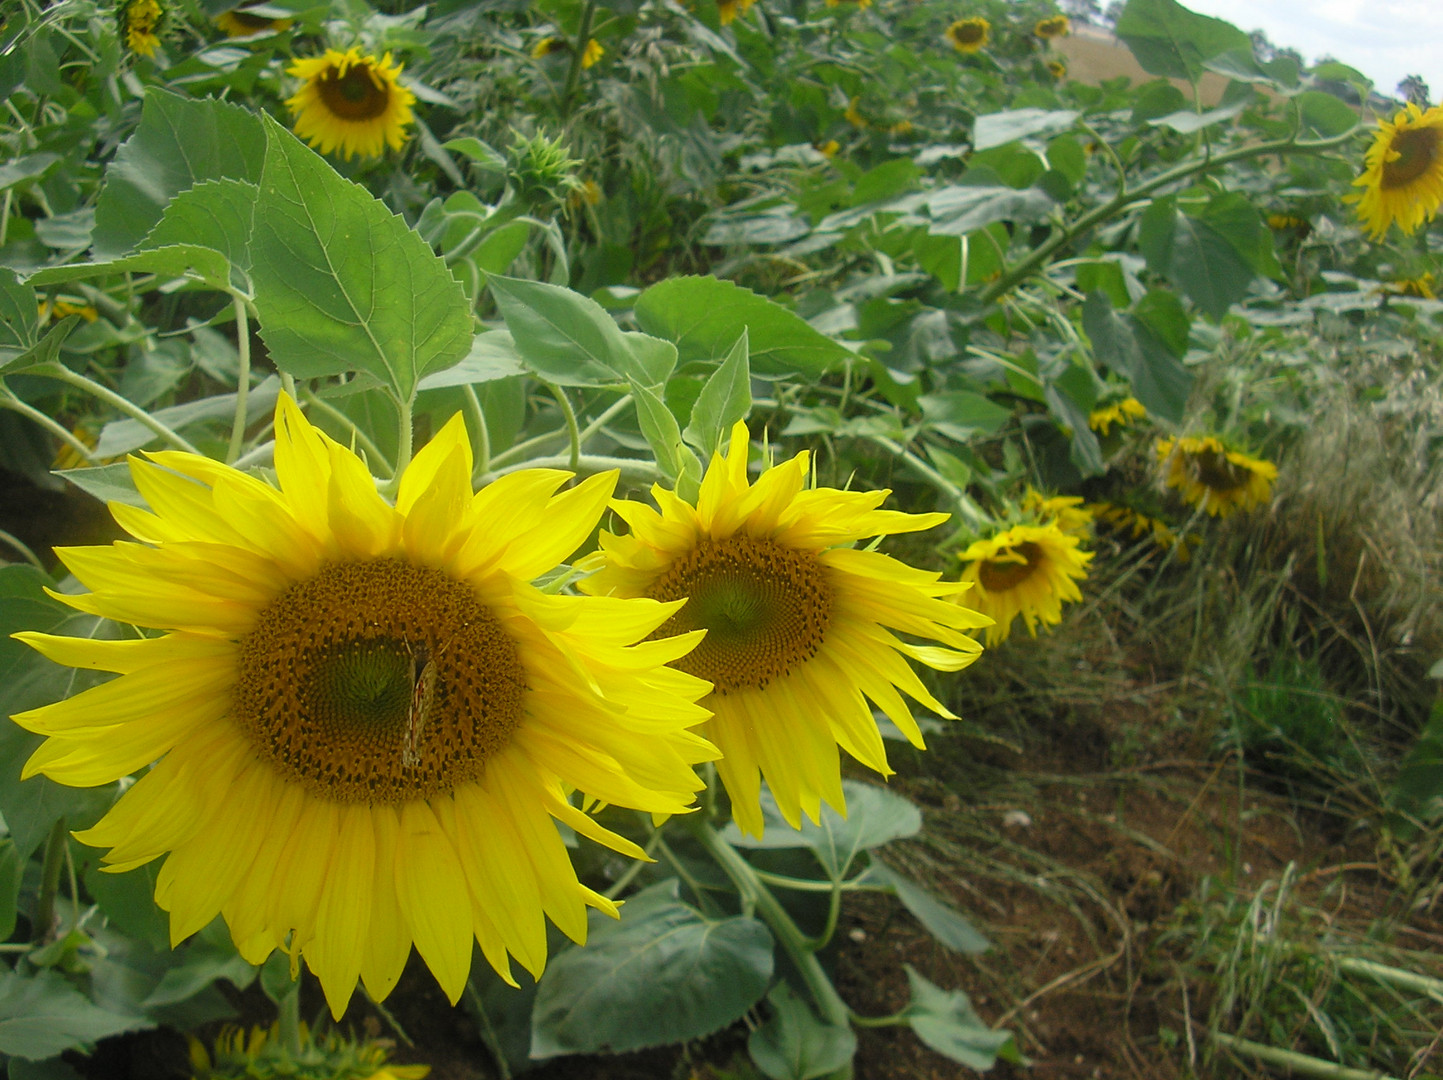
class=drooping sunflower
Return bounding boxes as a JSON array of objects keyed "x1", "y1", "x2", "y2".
[
  {"x1": 118, "y1": 0, "x2": 165, "y2": 57},
  {"x1": 1349, "y1": 104, "x2": 1443, "y2": 239},
  {"x1": 531, "y1": 36, "x2": 565, "y2": 57},
  {"x1": 285, "y1": 48, "x2": 416, "y2": 162},
  {"x1": 215, "y1": 6, "x2": 293, "y2": 37},
  {"x1": 1020, "y1": 488, "x2": 1093, "y2": 538},
  {"x1": 1034, "y1": 14, "x2": 1069, "y2": 38},
  {"x1": 1087, "y1": 502, "x2": 1197, "y2": 562},
  {"x1": 958, "y1": 523, "x2": 1092, "y2": 646},
  {"x1": 11, "y1": 395, "x2": 714, "y2": 1018},
  {"x1": 579, "y1": 423, "x2": 989, "y2": 838},
  {"x1": 945, "y1": 17, "x2": 989, "y2": 53},
  {"x1": 1088, "y1": 396, "x2": 1146, "y2": 436},
  {"x1": 1046, "y1": 59, "x2": 1067, "y2": 80},
  {"x1": 1156, "y1": 435, "x2": 1277, "y2": 518}
]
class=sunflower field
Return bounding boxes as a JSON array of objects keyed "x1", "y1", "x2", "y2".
[{"x1": 1, "y1": 0, "x2": 1442, "y2": 1075}]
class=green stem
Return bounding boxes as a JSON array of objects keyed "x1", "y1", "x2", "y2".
[
  {"x1": 0, "y1": 384, "x2": 117, "y2": 466},
  {"x1": 34, "y1": 363, "x2": 202, "y2": 455},
  {"x1": 0, "y1": 527, "x2": 44, "y2": 571},
  {"x1": 391, "y1": 393, "x2": 415, "y2": 489},
  {"x1": 32, "y1": 819, "x2": 67, "y2": 943},
  {"x1": 463, "y1": 384, "x2": 492, "y2": 480},
  {"x1": 276, "y1": 975, "x2": 304, "y2": 1057},
  {"x1": 558, "y1": 0, "x2": 598, "y2": 119},
  {"x1": 753, "y1": 870, "x2": 853, "y2": 894},
  {"x1": 867, "y1": 435, "x2": 989, "y2": 530},
  {"x1": 546, "y1": 382, "x2": 581, "y2": 472},
  {"x1": 484, "y1": 392, "x2": 633, "y2": 472},
  {"x1": 689, "y1": 820, "x2": 852, "y2": 1029},
  {"x1": 1212, "y1": 1032, "x2": 1397, "y2": 1080},
  {"x1": 980, "y1": 130, "x2": 1359, "y2": 303},
  {"x1": 226, "y1": 294, "x2": 251, "y2": 465}
]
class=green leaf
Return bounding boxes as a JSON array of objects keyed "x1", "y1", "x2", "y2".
[
  {"x1": 723, "y1": 780, "x2": 922, "y2": 881},
  {"x1": 443, "y1": 136, "x2": 506, "y2": 172},
  {"x1": 1138, "y1": 198, "x2": 1254, "y2": 320},
  {"x1": 925, "y1": 185, "x2": 1054, "y2": 237},
  {"x1": 0, "y1": 566, "x2": 119, "y2": 860},
  {"x1": 1148, "y1": 100, "x2": 1247, "y2": 133},
  {"x1": 0, "y1": 838, "x2": 21, "y2": 940},
  {"x1": 1200, "y1": 193, "x2": 1281, "y2": 279},
  {"x1": 93, "y1": 90, "x2": 266, "y2": 260},
  {"x1": 622, "y1": 331, "x2": 679, "y2": 385},
  {"x1": 682, "y1": 329, "x2": 751, "y2": 457},
  {"x1": 634, "y1": 276, "x2": 851, "y2": 379},
  {"x1": 1082, "y1": 292, "x2": 1192, "y2": 425},
  {"x1": 27, "y1": 245, "x2": 235, "y2": 295},
  {"x1": 918, "y1": 392, "x2": 1011, "y2": 442},
  {"x1": 0, "y1": 153, "x2": 59, "y2": 193},
  {"x1": 488, "y1": 275, "x2": 651, "y2": 387},
  {"x1": 56, "y1": 464, "x2": 148, "y2": 509},
  {"x1": 0, "y1": 969, "x2": 146, "y2": 1060},
  {"x1": 250, "y1": 114, "x2": 472, "y2": 401},
  {"x1": 530, "y1": 880, "x2": 774, "y2": 1057},
  {"x1": 85, "y1": 863, "x2": 168, "y2": 951},
  {"x1": 140, "y1": 178, "x2": 258, "y2": 279},
  {"x1": 867, "y1": 863, "x2": 990, "y2": 954},
  {"x1": 94, "y1": 377, "x2": 281, "y2": 458},
  {"x1": 748, "y1": 983, "x2": 857, "y2": 1080},
  {"x1": 902, "y1": 966, "x2": 1016, "y2": 1070},
  {"x1": 1298, "y1": 90, "x2": 1359, "y2": 138},
  {"x1": 631, "y1": 379, "x2": 703, "y2": 493},
  {"x1": 8, "y1": 1057, "x2": 87, "y2": 1080},
  {"x1": 143, "y1": 927, "x2": 256, "y2": 1007},
  {"x1": 0, "y1": 268, "x2": 38, "y2": 361},
  {"x1": 1115, "y1": 0, "x2": 1252, "y2": 83},
  {"x1": 416, "y1": 331, "x2": 527, "y2": 390},
  {"x1": 973, "y1": 109, "x2": 1079, "y2": 151}
]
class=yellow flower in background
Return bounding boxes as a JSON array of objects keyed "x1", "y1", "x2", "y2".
[
  {"x1": 1034, "y1": 14, "x2": 1070, "y2": 38},
  {"x1": 1383, "y1": 273, "x2": 1436, "y2": 298},
  {"x1": 889, "y1": 119, "x2": 915, "y2": 136},
  {"x1": 11, "y1": 395, "x2": 715, "y2": 1018},
  {"x1": 1088, "y1": 396, "x2": 1146, "y2": 436},
  {"x1": 1349, "y1": 104, "x2": 1443, "y2": 239},
  {"x1": 581, "y1": 38, "x2": 604, "y2": 67},
  {"x1": 813, "y1": 139, "x2": 841, "y2": 157},
  {"x1": 1266, "y1": 212, "x2": 1311, "y2": 234},
  {"x1": 214, "y1": 6, "x2": 293, "y2": 36},
  {"x1": 1156, "y1": 435, "x2": 1277, "y2": 518},
  {"x1": 1088, "y1": 502, "x2": 1198, "y2": 563},
  {"x1": 1020, "y1": 489, "x2": 1093, "y2": 538},
  {"x1": 37, "y1": 299, "x2": 99, "y2": 324},
  {"x1": 718, "y1": 0, "x2": 756, "y2": 23},
  {"x1": 959, "y1": 523, "x2": 1091, "y2": 646},
  {"x1": 285, "y1": 48, "x2": 416, "y2": 161},
  {"x1": 945, "y1": 17, "x2": 989, "y2": 53},
  {"x1": 118, "y1": 0, "x2": 164, "y2": 57},
  {"x1": 1047, "y1": 58, "x2": 1067, "y2": 79},
  {"x1": 581, "y1": 423, "x2": 989, "y2": 838},
  {"x1": 844, "y1": 96, "x2": 868, "y2": 129},
  {"x1": 531, "y1": 36, "x2": 565, "y2": 57}
]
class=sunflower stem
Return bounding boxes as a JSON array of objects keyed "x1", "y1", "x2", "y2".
[
  {"x1": 545, "y1": 382, "x2": 581, "y2": 473},
  {"x1": 980, "y1": 128, "x2": 1359, "y2": 303},
  {"x1": 391, "y1": 394, "x2": 415, "y2": 492},
  {"x1": 32, "y1": 362, "x2": 202, "y2": 455},
  {"x1": 463, "y1": 384, "x2": 491, "y2": 480},
  {"x1": 559, "y1": 0, "x2": 598, "y2": 120},
  {"x1": 33, "y1": 819, "x2": 68, "y2": 943},
  {"x1": 226, "y1": 293, "x2": 252, "y2": 466},
  {"x1": 0, "y1": 527, "x2": 45, "y2": 571},
  {"x1": 689, "y1": 820, "x2": 853, "y2": 1030},
  {"x1": 276, "y1": 974, "x2": 304, "y2": 1057}
]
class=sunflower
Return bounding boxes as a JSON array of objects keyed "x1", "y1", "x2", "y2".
[
  {"x1": 191, "y1": 1021, "x2": 428, "y2": 1080},
  {"x1": 958, "y1": 523, "x2": 1091, "y2": 646},
  {"x1": 1088, "y1": 396, "x2": 1146, "y2": 436},
  {"x1": 844, "y1": 96, "x2": 868, "y2": 129},
  {"x1": 581, "y1": 38, "x2": 604, "y2": 67},
  {"x1": 118, "y1": 0, "x2": 165, "y2": 57},
  {"x1": 579, "y1": 423, "x2": 988, "y2": 838},
  {"x1": 717, "y1": 0, "x2": 756, "y2": 24},
  {"x1": 1034, "y1": 14, "x2": 1069, "y2": 38},
  {"x1": 813, "y1": 139, "x2": 840, "y2": 157},
  {"x1": 285, "y1": 48, "x2": 416, "y2": 162},
  {"x1": 215, "y1": 6, "x2": 293, "y2": 37},
  {"x1": 1156, "y1": 435, "x2": 1277, "y2": 518},
  {"x1": 945, "y1": 17, "x2": 989, "y2": 53},
  {"x1": 1020, "y1": 488, "x2": 1093, "y2": 537},
  {"x1": 1349, "y1": 104, "x2": 1443, "y2": 239},
  {"x1": 11, "y1": 396, "x2": 714, "y2": 1018},
  {"x1": 1087, "y1": 502, "x2": 1197, "y2": 562},
  {"x1": 1047, "y1": 59, "x2": 1067, "y2": 80},
  {"x1": 531, "y1": 36, "x2": 565, "y2": 57},
  {"x1": 1383, "y1": 273, "x2": 1436, "y2": 299}
]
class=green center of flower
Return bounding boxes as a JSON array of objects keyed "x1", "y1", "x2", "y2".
[
  {"x1": 648, "y1": 536, "x2": 833, "y2": 696},
  {"x1": 232, "y1": 559, "x2": 527, "y2": 804},
  {"x1": 317, "y1": 65, "x2": 390, "y2": 121},
  {"x1": 1191, "y1": 448, "x2": 1249, "y2": 492},
  {"x1": 1382, "y1": 125, "x2": 1442, "y2": 189},
  {"x1": 978, "y1": 542, "x2": 1041, "y2": 592}
]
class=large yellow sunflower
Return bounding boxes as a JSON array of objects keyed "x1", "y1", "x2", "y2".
[
  {"x1": 579, "y1": 423, "x2": 988, "y2": 838},
  {"x1": 11, "y1": 395, "x2": 714, "y2": 1018},
  {"x1": 959, "y1": 523, "x2": 1091, "y2": 646},
  {"x1": 1349, "y1": 104, "x2": 1443, "y2": 239},
  {"x1": 1156, "y1": 435, "x2": 1277, "y2": 518},
  {"x1": 285, "y1": 48, "x2": 416, "y2": 162},
  {"x1": 945, "y1": 17, "x2": 989, "y2": 53}
]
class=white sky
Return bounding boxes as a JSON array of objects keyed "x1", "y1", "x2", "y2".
[{"x1": 1180, "y1": 0, "x2": 1442, "y2": 101}]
